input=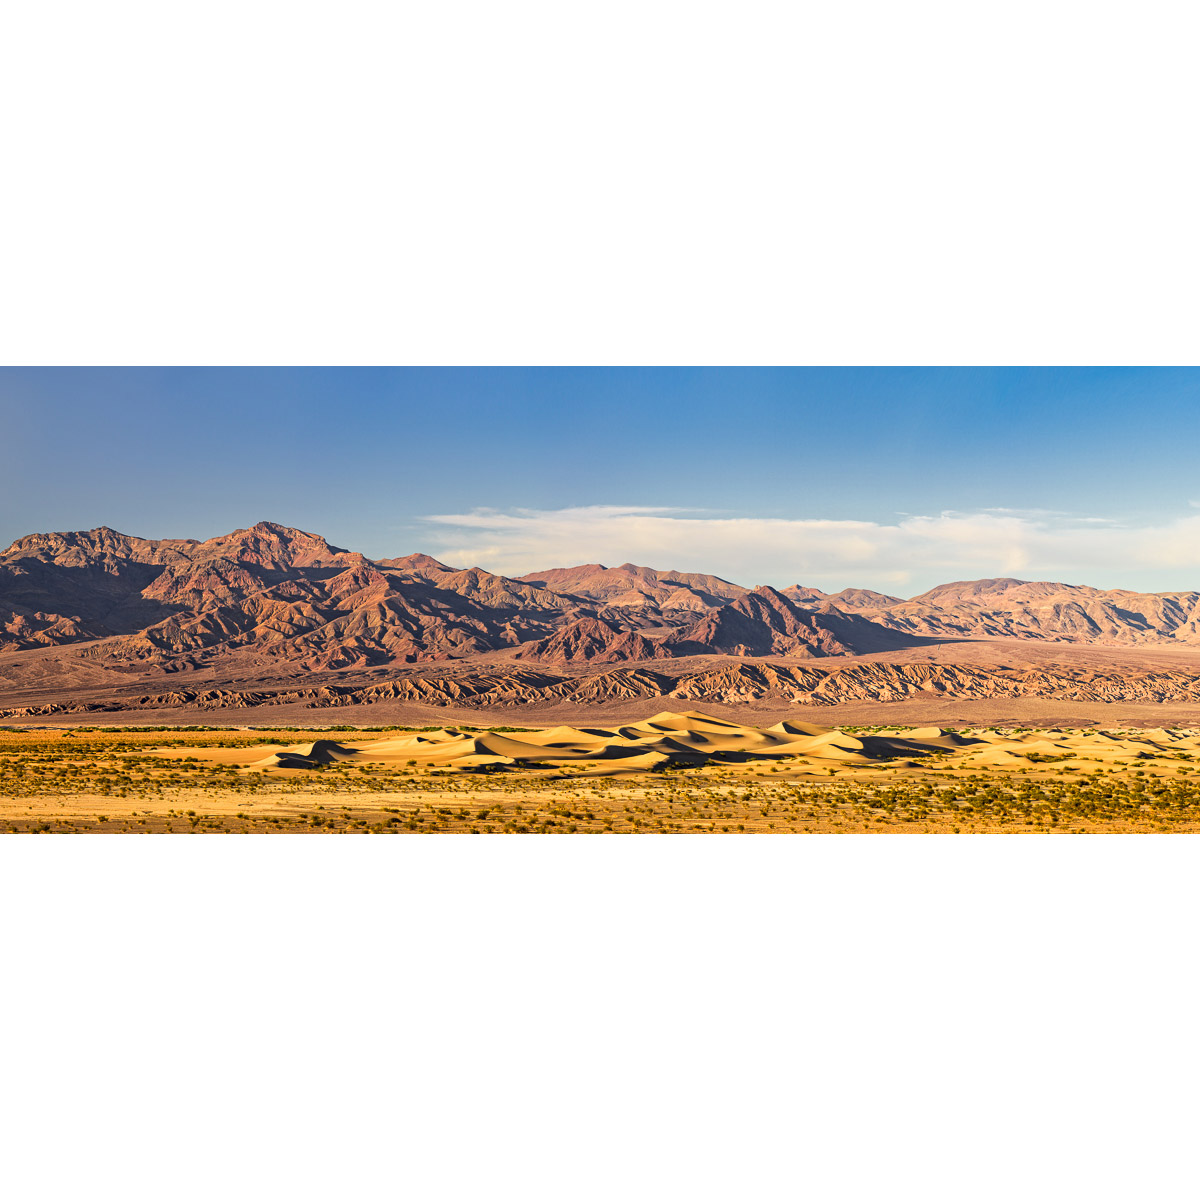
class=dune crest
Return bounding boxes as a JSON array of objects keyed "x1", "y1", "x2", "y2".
[{"x1": 149, "y1": 713, "x2": 1200, "y2": 780}]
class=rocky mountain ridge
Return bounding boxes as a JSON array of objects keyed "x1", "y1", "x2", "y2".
[
  {"x1": 0, "y1": 521, "x2": 923, "y2": 668},
  {"x1": 7, "y1": 522, "x2": 1200, "y2": 711}
]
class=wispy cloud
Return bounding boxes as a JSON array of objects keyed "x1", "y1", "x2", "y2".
[{"x1": 416, "y1": 505, "x2": 1200, "y2": 593}]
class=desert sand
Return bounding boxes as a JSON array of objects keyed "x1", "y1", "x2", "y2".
[
  {"x1": 6, "y1": 713, "x2": 1200, "y2": 834},
  {"x1": 143, "y1": 708, "x2": 1200, "y2": 777}
]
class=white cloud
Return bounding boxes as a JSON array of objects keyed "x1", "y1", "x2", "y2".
[{"x1": 417, "y1": 505, "x2": 1200, "y2": 594}]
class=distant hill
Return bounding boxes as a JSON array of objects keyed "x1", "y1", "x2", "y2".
[
  {"x1": 851, "y1": 577, "x2": 1200, "y2": 646},
  {"x1": 518, "y1": 562, "x2": 747, "y2": 613}
]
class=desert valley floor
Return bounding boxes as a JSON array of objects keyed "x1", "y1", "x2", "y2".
[{"x1": 8, "y1": 710, "x2": 1200, "y2": 834}]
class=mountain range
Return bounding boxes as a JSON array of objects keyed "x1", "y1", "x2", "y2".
[{"x1": 7, "y1": 521, "x2": 1200, "y2": 718}]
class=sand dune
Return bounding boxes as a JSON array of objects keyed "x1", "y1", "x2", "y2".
[
  {"x1": 147, "y1": 712, "x2": 1200, "y2": 781},
  {"x1": 768, "y1": 719, "x2": 831, "y2": 737}
]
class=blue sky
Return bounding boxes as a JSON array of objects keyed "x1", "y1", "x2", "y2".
[{"x1": 3, "y1": 366, "x2": 1200, "y2": 595}]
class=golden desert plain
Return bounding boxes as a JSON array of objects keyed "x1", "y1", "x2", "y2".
[{"x1": 8, "y1": 708, "x2": 1200, "y2": 834}]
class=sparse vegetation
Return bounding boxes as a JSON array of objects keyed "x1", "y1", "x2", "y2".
[{"x1": 2, "y1": 723, "x2": 1200, "y2": 834}]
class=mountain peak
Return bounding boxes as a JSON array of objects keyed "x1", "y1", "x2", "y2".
[
  {"x1": 381, "y1": 552, "x2": 454, "y2": 573},
  {"x1": 231, "y1": 520, "x2": 319, "y2": 542},
  {"x1": 204, "y1": 522, "x2": 351, "y2": 569}
]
